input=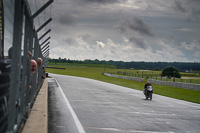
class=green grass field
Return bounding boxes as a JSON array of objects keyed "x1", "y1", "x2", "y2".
[{"x1": 47, "y1": 64, "x2": 200, "y2": 104}]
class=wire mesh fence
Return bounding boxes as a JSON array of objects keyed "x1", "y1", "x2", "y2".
[{"x1": 0, "y1": 0, "x2": 52, "y2": 132}]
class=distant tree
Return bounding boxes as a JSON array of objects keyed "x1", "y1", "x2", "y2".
[
  {"x1": 140, "y1": 66, "x2": 146, "y2": 70},
  {"x1": 161, "y1": 66, "x2": 181, "y2": 78},
  {"x1": 154, "y1": 67, "x2": 160, "y2": 71},
  {"x1": 94, "y1": 59, "x2": 99, "y2": 64},
  {"x1": 48, "y1": 58, "x2": 200, "y2": 71}
]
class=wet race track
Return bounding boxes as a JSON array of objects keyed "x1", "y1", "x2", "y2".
[{"x1": 48, "y1": 73, "x2": 200, "y2": 133}]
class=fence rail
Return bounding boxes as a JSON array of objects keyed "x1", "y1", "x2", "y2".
[
  {"x1": 0, "y1": 0, "x2": 53, "y2": 133},
  {"x1": 148, "y1": 79, "x2": 200, "y2": 91},
  {"x1": 103, "y1": 73, "x2": 200, "y2": 91}
]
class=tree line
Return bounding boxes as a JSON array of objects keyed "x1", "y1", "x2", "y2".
[{"x1": 48, "y1": 58, "x2": 200, "y2": 71}]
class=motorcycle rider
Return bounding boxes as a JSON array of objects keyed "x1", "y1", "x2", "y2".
[{"x1": 144, "y1": 81, "x2": 152, "y2": 95}]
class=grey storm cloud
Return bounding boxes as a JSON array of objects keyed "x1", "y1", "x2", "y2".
[
  {"x1": 65, "y1": 38, "x2": 74, "y2": 44},
  {"x1": 129, "y1": 37, "x2": 148, "y2": 49},
  {"x1": 191, "y1": 9, "x2": 200, "y2": 20},
  {"x1": 189, "y1": 0, "x2": 200, "y2": 4},
  {"x1": 30, "y1": 0, "x2": 200, "y2": 62},
  {"x1": 174, "y1": 1, "x2": 186, "y2": 13},
  {"x1": 174, "y1": 0, "x2": 200, "y2": 21},
  {"x1": 58, "y1": 14, "x2": 76, "y2": 26},
  {"x1": 82, "y1": 0, "x2": 127, "y2": 4},
  {"x1": 118, "y1": 17, "x2": 155, "y2": 37}
]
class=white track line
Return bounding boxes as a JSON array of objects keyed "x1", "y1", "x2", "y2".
[{"x1": 54, "y1": 78, "x2": 86, "y2": 133}]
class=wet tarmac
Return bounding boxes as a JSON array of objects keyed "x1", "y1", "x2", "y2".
[
  {"x1": 48, "y1": 78, "x2": 80, "y2": 133},
  {"x1": 48, "y1": 74, "x2": 200, "y2": 133}
]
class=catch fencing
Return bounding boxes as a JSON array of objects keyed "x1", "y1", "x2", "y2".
[
  {"x1": 0, "y1": 0, "x2": 53, "y2": 133},
  {"x1": 103, "y1": 73, "x2": 200, "y2": 91}
]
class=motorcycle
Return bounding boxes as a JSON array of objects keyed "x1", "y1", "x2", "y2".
[{"x1": 144, "y1": 85, "x2": 153, "y2": 100}]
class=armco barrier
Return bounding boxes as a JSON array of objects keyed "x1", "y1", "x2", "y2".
[
  {"x1": 148, "y1": 79, "x2": 200, "y2": 91},
  {"x1": 103, "y1": 73, "x2": 200, "y2": 91},
  {"x1": 103, "y1": 73, "x2": 144, "y2": 82}
]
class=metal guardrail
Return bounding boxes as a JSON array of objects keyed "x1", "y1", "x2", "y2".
[
  {"x1": 103, "y1": 73, "x2": 200, "y2": 91},
  {"x1": 148, "y1": 79, "x2": 200, "y2": 91},
  {"x1": 0, "y1": 0, "x2": 53, "y2": 133},
  {"x1": 103, "y1": 73, "x2": 144, "y2": 82}
]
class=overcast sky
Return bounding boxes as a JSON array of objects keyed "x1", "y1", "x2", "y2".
[{"x1": 29, "y1": 0, "x2": 200, "y2": 62}]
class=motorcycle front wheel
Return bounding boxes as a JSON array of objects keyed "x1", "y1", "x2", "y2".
[
  {"x1": 149, "y1": 93, "x2": 152, "y2": 100},
  {"x1": 145, "y1": 94, "x2": 148, "y2": 100}
]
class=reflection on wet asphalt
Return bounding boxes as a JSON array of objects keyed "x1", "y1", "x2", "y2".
[{"x1": 48, "y1": 78, "x2": 80, "y2": 133}]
